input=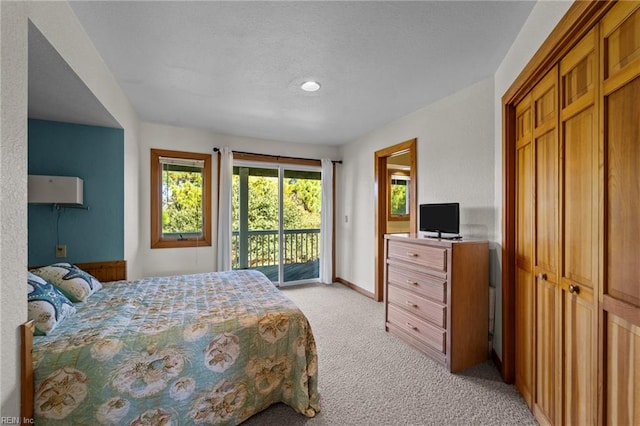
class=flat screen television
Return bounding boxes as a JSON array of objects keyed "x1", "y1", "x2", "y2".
[{"x1": 419, "y1": 203, "x2": 460, "y2": 238}]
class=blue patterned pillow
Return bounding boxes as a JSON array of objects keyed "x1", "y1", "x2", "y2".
[
  {"x1": 28, "y1": 272, "x2": 76, "y2": 335},
  {"x1": 30, "y1": 263, "x2": 103, "y2": 303}
]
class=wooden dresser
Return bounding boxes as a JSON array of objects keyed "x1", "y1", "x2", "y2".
[{"x1": 384, "y1": 234, "x2": 489, "y2": 372}]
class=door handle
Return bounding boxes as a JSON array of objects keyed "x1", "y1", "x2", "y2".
[
  {"x1": 538, "y1": 273, "x2": 547, "y2": 281},
  {"x1": 569, "y1": 284, "x2": 580, "y2": 294}
]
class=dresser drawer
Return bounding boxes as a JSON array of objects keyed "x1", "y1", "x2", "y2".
[
  {"x1": 387, "y1": 304, "x2": 445, "y2": 352},
  {"x1": 388, "y1": 285, "x2": 446, "y2": 327},
  {"x1": 387, "y1": 240, "x2": 447, "y2": 272},
  {"x1": 387, "y1": 265, "x2": 447, "y2": 303},
  {"x1": 386, "y1": 323, "x2": 447, "y2": 365}
]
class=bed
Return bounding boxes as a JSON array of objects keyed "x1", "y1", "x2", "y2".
[{"x1": 22, "y1": 261, "x2": 320, "y2": 424}]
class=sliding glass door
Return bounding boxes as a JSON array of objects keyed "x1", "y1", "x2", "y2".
[
  {"x1": 283, "y1": 169, "x2": 321, "y2": 282},
  {"x1": 232, "y1": 165, "x2": 279, "y2": 280},
  {"x1": 232, "y1": 161, "x2": 321, "y2": 285}
]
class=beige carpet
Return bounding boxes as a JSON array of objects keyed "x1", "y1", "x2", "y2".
[{"x1": 244, "y1": 283, "x2": 536, "y2": 426}]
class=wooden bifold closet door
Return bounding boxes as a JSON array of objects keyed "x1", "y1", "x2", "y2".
[
  {"x1": 514, "y1": 65, "x2": 563, "y2": 425},
  {"x1": 514, "y1": 92, "x2": 534, "y2": 410},
  {"x1": 558, "y1": 27, "x2": 598, "y2": 426},
  {"x1": 600, "y1": 3, "x2": 640, "y2": 424},
  {"x1": 533, "y1": 65, "x2": 560, "y2": 426},
  {"x1": 512, "y1": 2, "x2": 640, "y2": 425}
]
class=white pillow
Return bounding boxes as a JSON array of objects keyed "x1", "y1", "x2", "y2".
[{"x1": 31, "y1": 263, "x2": 102, "y2": 303}]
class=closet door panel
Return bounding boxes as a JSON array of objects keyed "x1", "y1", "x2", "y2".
[
  {"x1": 516, "y1": 267, "x2": 534, "y2": 406},
  {"x1": 562, "y1": 107, "x2": 596, "y2": 289},
  {"x1": 531, "y1": 67, "x2": 559, "y2": 426},
  {"x1": 603, "y1": 3, "x2": 640, "y2": 95},
  {"x1": 516, "y1": 138, "x2": 533, "y2": 265},
  {"x1": 605, "y1": 78, "x2": 640, "y2": 306},
  {"x1": 606, "y1": 315, "x2": 640, "y2": 425},
  {"x1": 560, "y1": 27, "x2": 598, "y2": 294},
  {"x1": 534, "y1": 277, "x2": 557, "y2": 425},
  {"x1": 604, "y1": 5, "x2": 640, "y2": 76},
  {"x1": 560, "y1": 27, "x2": 598, "y2": 426},
  {"x1": 535, "y1": 130, "x2": 557, "y2": 273},
  {"x1": 602, "y1": 4, "x2": 640, "y2": 423},
  {"x1": 562, "y1": 289, "x2": 596, "y2": 426},
  {"x1": 534, "y1": 71, "x2": 558, "y2": 275},
  {"x1": 515, "y1": 97, "x2": 535, "y2": 408}
]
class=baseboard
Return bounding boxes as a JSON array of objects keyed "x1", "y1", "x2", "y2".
[
  {"x1": 335, "y1": 277, "x2": 376, "y2": 300},
  {"x1": 491, "y1": 348, "x2": 503, "y2": 376}
]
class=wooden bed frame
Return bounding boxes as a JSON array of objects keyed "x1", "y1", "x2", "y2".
[
  {"x1": 29, "y1": 260, "x2": 128, "y2": 283},
  {"x1": 22, "y1": 260, "x2": 127, "y2": 422},
  {"x1": 21, "y1": 320, "x2": 35, "y2": 422}
]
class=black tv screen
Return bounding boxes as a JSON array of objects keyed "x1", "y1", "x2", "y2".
[{"x1": 419, "y1": 203, "x2": 460, "y2": 235}]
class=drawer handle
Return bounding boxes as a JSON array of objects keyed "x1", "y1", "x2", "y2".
[
  {"x1": 406, "y1": 301, "x2": 418, "y2": 308},
  {"x1": 406, "y1": 322, "x2": 418, "y2": 331},
  {"x1": 406, "y1": 280, "x2": 418, "y2": 286},
  {"x1": 406, "y1": 252, "x2": 419, "y2": 257}
]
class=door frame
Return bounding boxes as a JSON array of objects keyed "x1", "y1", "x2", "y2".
[
  {"x1": 501, "y1": 1, "x2": 613, "y2": 383},
  {"x1": 374, "y1": 138, "x2": 417, "y2": 301}
]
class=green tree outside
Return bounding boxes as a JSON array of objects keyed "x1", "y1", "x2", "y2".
[
  {"x1": 390, "y1": 179, "x2": 408, "y2": 215},
  {"x1": 231, "y1": 167, "x2": 322, "y2": 269},
  {"x1": 162, "y1": 168, "x2": 203, "y2": 235},
  {"x1": 232, "y1": 171, "x2": 321, "y2": 231}
]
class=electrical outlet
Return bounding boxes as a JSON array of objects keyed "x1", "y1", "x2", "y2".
[{"x1": 56, "y1": 245, "x2": 67, "y2": 258}]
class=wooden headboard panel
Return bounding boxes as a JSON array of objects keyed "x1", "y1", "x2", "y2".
[
  {"x1": 73, "y1": 260, "x2": 127, "y2": 282},
  {"x1": 29, "y1": 260, "x2": 127, "y2": 282}
]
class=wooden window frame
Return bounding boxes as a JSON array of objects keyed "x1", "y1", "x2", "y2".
[{"x1": 151, "y1": 148, "x2": 212, "y2": 249}]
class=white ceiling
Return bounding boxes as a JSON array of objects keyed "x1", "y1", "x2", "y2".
[{"x1": 30, "y1": 1, "x2": 537, "y2": 145}]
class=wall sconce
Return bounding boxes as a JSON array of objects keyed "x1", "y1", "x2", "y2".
[{"x1": 28, "y1": 175, "x2": 88, "y2": 210}]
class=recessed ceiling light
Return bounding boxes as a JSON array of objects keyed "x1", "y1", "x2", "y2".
[{"x1": 301, "y1": 81, "x2": 321, "y2": 92}]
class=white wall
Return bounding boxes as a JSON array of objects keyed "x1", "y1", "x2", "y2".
[
  {"x1": 335, "y1": 0, "x2": 572, "y2": 361},
  {"x1": 137, "y1": 121, "x2": 339, "y2": 278},
  {"x1": 0, "y1": 1, "x2": 29, "y2": 416},
  {"x1": 491, "y1": 0, "x2": 572, "y2": 360},
  {"x1": 336, "y1": 77, "x2": 495, "y2": 294},
  {"x1": 0, "y1": 1, "x2": 140, "y2": 415}
]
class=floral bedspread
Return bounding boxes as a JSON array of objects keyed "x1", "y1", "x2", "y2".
[{"x1": 32, "y1": 270, "x2": 320, "y2": 424}]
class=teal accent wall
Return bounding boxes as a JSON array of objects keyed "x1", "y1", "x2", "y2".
[{"x1": 28, "y1": 119, "x2": 124, "y2": 266}]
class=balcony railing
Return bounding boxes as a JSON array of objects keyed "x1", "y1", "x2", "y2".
[{"x1": 231, "y1": 228, "x2": 320, "y2": 270}]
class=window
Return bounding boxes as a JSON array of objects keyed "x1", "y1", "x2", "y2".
[
  {"x1": 151, "y1": 148, "x2": 212, "y2": 248},
  {"x1": 388, "y1": 169, "x2": 410, "y2": 220}
]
